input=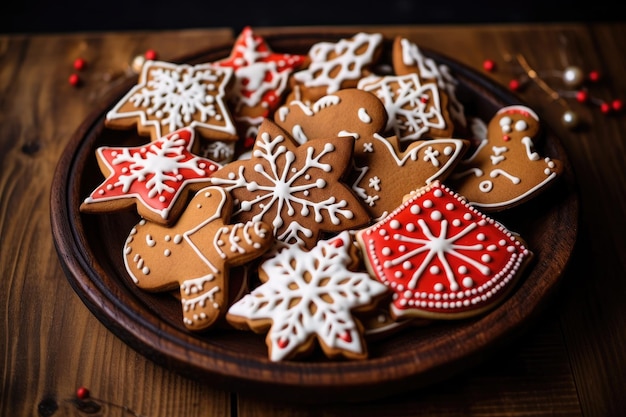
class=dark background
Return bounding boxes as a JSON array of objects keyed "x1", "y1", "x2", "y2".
[{"x1": 1, "y1": 1, "x2": 622, "y2": 34}]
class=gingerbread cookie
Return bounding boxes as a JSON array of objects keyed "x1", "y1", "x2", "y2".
[
  {"x1": 80, "y1": 127, "x2": 221, "y2": 226},
  {"x1": 210, "y1": 118, "x2": 370, "y2": 249},
  {"x1": 446, "y1": 105, "x2": 562, "y2": 211},
  {"x1": 212, "y1": 26, "x2": 307, "y2": 142},
  {"x1": 123, "y1": 186, "x2": 273, "y2": 331},
  {"x1": 274, "y1": 88, "x2": 469, "y2": 220},
  {"x1": 227, "y1": 231, "x2": 389, "y2": 361},
  {"x1": 357, "y1": 72, "x2": 455, "y2": 142},
  {"x1": 287, "y1": 32, "x2": 384, "y2": 104},
  {"x1": 356, "y1": 181, "x2": 533, "y2": 320},
  {"x1": 392, "y1": 36, "x2": 467, "y2": 130},
  {"x1": 105, "y1": 60, "x2": 238, "y2": 142}
]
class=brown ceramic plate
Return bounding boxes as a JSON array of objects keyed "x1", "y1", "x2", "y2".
[{"x1": 50, "y1": 32, "x2": 578, "y2": 404}]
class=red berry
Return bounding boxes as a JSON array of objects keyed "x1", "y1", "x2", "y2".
[
  {"x1": 611, "y1": 99, "x2": 623, "y2": 112},
  {"x1": 76, "y1": 387, "x2": 90, "y2": 399},
  {"x1": 575, "y1": 90, "x2": 589, "y2": 103},
  {"x1": 68, "y1": 73, "x2": 81, "y2": 86},
  {"x1": 73, "y1": 58, "x2": 86, "y2": 71},
  {"x1": 483, "y1": 59, "x2": 496, "y2": 72},
  {"x1": 144, "y1": 49, "x2": 158, "y2": 60},
  {"x1": 508, "y1": 79, "x2": 521, "y2": 91},
  {"x1": 600, "y1": 102, "x2": 612, "y2": 114},
  {"x1": 588, "y1": 70, "x2": 601, "y2": 82}
]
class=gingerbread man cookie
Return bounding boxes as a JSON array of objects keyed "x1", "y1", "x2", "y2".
[
  {"x1": 80, "y1": 127, "x2": 221, "y2": 226},
  {"x1": 123, "y1": 186, "x2": 273, "y2": 331},
  {"x1": 227, "y1": 231, "x2": 389, "y2": 361},
  {"x1": 446, "y1": 105, "x2": 562, "y2": 211},
  {"x1": 210, "y1": 119, "x2": 370, "y2": 249},
  {"x1": 356, "y1": 181, "x2": 534, "y2": 320},
  {"x1": 105, "y1": 60, "x2": 238, "y2": 143}
]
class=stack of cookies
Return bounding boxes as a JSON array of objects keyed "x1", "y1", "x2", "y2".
[{"x1": 79, "y1": 27, "x2": 562, "y2": 362}]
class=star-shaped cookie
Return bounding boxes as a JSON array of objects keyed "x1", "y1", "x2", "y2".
[
  {"x1": 105, "y1": 60, "x2": 238, "y2": 142},
  {"x1": 80, "y1": 127, "x2": 221, "y2": 225},
  {"x1": 124, "y1": 186, "x2": 274, "y2": 331},
  {"x1": 227, "y1": 231, "x2": 389, "y2": 361},
  {"x1": 210, "y1": 119, "x2": 369, "y2": 249},
  {"x1": 212, "y1": 26, "x2": 307, "y2": 125}
]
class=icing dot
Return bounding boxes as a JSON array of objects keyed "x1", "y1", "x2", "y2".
[
  {"x1": 390, "y1": 220, "x2": 401, "y2": 229},
  {"x1": 452, "y1": 219, "x2": 461, "y2": 226},
  {"x1": 382, "y1": 247, "x2": 391, "y2": 256},
  {"x1": 406, "y1": 223, "x2": 416, "y2": 232},
  {"x1": 458, "y1": 265, "x2": 468, "y2": 274},
  {"x1": 173, "y1": 235, "x2": 182, "y2": 244},
  {"x1": 434, "y1": 283, "x2": 444, "y2": 292},
  {"x1": 487, "y1": 244, "x2": 497, "y2": 251},
  {"x1": 477, "y1": 233, "x2": 486, "y2": 241},
  {"x1": 463, "y1": 213, "x2": 472, "y2": 220},
  {"x1": 423, "y1": 199, "x2": 433, "y2": 208},
  {"x1": 430, "y1": 210, "x2": 442, "y2": 221},
  {"x1": 433, "y1": 189, "x2": 443, "y2": 198},
  {"x1": 430, "y1": 265, "x2": 440, "y2": 274},
  {"x1": 446, "y1": 203, "x2": 455, "y2": 210},
  {"x1": 164, "y1": 249, "x2": 171, "y2": 256},
  {"x1": 394, "y1": 271, "x2": 403, "y2": 278},
  {"x1": 398, "y1": 245, "x2": 406, "y2": 252},
  {"x1": 402, "y1": 261, "x2": 413, "y2": 270},
  {"x1": 142, "y1": 267, "x2": 150, "y2": 275},
  {"x1": 515, "y1": 120, "x2": 528, "y2": 131},
  {"x1": 410, "y1": 205, "x2": 420, "y2": 214},
  {"x1": 481, "y1": 254, "x2": 492, "y2": 262},
  {"x1": 159, "y1": 196, "x2": 166, "y2": 202}
]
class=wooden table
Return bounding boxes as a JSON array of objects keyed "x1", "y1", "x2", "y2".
[{"x1": 2, "y1": 23, "x2": 625, "y2": 416}]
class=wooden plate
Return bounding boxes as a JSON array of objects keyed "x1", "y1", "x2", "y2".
[{"x1": 50, "y1": 32, "x2": 578, "y2": 404}]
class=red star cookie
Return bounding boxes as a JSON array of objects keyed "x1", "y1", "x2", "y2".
[
  {"x1": 124, "y1": 186, "x2": 274, "y2": 331},
  {"x1": 105, "y1": 60, "x2": 238, "y2": 142},
  {"x1": 227, "y1": 231, "x2": 389, "y2": 361},
  {"x1": 356, "y1": 181, "x2": 534, "y2": 320},
  {"x1": 80, "y1": 127, "x2": 221, "y2": 225},
  {"x1": 210, "y1": 119, "x2": 369, "y2": 249},
  {"x1": 212, "y1": 26, "x2": 307, "y2": 125}
]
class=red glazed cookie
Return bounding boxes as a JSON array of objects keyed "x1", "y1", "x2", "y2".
[
  {"x1": 105, "y1": 60, "x2": 238, "y2": 143},
  {"x1": 274, "y1": 88, "x2": 469, "y2": 220},
  {"x1": 210, "y1": 119, "x2": 370, "y2": 249},
  {"x1": 80, "y1": 127, "x2": 221, "y2": 226},
  {"x1": 226, "y1": 231, "x2": 389, "y2": 361},
  {"x1": 123, "y1": 186, "x2": 273, "y2": 331},
  {"x1": 212, "y1": 26, "x2": 307, "y2": 143},
  {"x1": 287, "y1": 32, "x2": 384, "y2": 104},
  {"x1": 446, "y1": 105, "x2": 562, "y2": 211},
  {"x1": 356, "y1": 181, "x2": 534, "y2": 320}
]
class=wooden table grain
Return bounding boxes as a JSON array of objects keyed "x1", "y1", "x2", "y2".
[{"x1": 2, "y1": 23, "x2": 625, "y2": 417}]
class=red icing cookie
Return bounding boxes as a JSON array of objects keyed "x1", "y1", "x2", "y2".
[
  {"x1": 356, "y1": 181, "x2": 534, "y2": 320},
  {"x1": 80, "y1": 127, "x2": 221, "y2": 226}
]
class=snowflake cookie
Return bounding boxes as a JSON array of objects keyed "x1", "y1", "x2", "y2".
[
  {"x1": 446, "y1": 105, "x2": 562, "y2": 212},
  {"x1": 105, "y1": 60, "x2": 238, "y2": 143},
  {"x1": 123, "y1": 186, "x2": 273, "y2": 331},
  {"x1": 356, "y1": 181, "x2": 534, "y2": 320},
  {"x1": 80, "y1": 127, "x2": 221, "y2": 225},
  {"x1": 210, "y1": 119, "x2": 370, "y2": 249},
  {"x1": 227, "y1": 231, "x2": 389, "y2": 361}
]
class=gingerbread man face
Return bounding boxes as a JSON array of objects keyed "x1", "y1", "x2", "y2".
[
  {"x1": 123, "y1": 186, "x2": 273, "y2": 331},
  {"x1": 447, "y1": 105, "x2": 562, "y2": 212}
]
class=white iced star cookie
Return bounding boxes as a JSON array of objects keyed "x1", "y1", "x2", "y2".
[
  {"x1": 105, "y1": 60, "x2": 238, "y2": 143},
  {"x1": 226, "y1": 231, "x2": 389, "y2": 361}
]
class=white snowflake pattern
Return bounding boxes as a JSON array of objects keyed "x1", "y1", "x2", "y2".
[
  {"x1": 227, "y1": 232, "x2": 388, "y2": 361},
  {"x1": 111, "y1": 134, "x2": 206, "y2": 197},
  {"x1": 358, "y1": 73, "x2": 445, "y2": 142},
  {"x1": 211, "y1": 130, "x2": 356, "y2": 246}
]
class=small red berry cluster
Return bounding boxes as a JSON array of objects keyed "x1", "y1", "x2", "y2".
[
  {"x1": 68, "y1": 49, "x2": 158, "y2": 88},
  {"x1": 482, "y1": 57, "x2": 623, "y2": 116},
  {"x1": 73, "y1": 386, "x2": 147, "y2": 417}
]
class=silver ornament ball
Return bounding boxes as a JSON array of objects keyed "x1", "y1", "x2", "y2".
[
  {"x1": 563, "y1": 66, "x2": 584, "y2": 88},
  {"x1": 562, "y1": 110, "x2": 580, "y2": 129}
]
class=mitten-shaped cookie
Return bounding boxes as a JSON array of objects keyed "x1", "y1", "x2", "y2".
[
  {"x1": 123, "y1": 186, "x2": 273, "y2": 331},
  {"x1": 446, "y1": 105, "x2": 562, "y2": 211}
]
